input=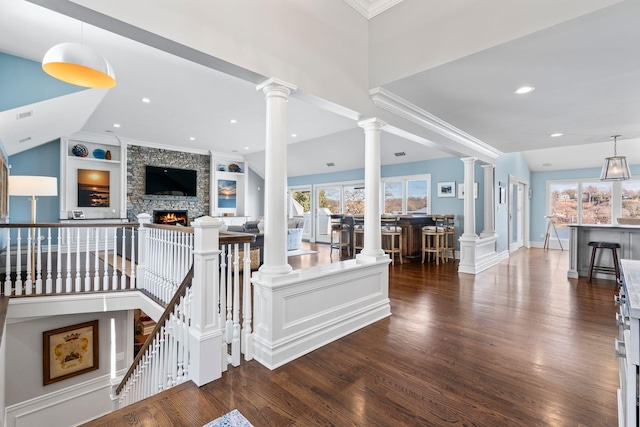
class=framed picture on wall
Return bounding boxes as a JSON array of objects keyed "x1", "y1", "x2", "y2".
[
  {"x1": 458, "y1": 183, "x2": 478, "y2": 199},
  {"x1": 43, "y1": 320, "x2": 99, "y2": 385},
  {"x1": 77, "y1": 169, "x2": 110, "y2": 207},
  {"x1": 217, "y1": 179, "x2": 237, "y2": 208},
  {"x1": 437, "y1": 182, "x2": 455, "y2": 198}
]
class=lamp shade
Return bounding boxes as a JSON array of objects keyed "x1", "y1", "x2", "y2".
[
  {"x1": 600, "y1": 156, "x2": 632, "y2": 181},
  {"x1": 9, "y1": 176, "x2": 58, "y2": 197},
  {"x1": 42, "y1": 42, "x2": 116, "y2": 88}
]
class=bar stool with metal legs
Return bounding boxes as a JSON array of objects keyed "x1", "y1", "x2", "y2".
[
  {"x1": 338, "y1": 215, "x2": 355, "y2": 260},
  {"x1": 587, "y1": 241, "x2": 621, "y2": 282},
  {"x1": 353, "y1": 215, "x2": 364, "y2": 254},
  {"x1": 381, "y1": 215, "x2": 403, "y2": 265}
]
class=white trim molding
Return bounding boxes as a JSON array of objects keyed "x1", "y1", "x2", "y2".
[{"x1": 343, "y1": 0, "x2": 405, "y2": 19}]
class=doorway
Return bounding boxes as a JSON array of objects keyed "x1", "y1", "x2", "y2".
[
  {"x1": 508, "y1": 176, "x2": 529, "y2": 252},
  {"x1": 315, "y1": 185, "x2": 341, "y2": 243}
]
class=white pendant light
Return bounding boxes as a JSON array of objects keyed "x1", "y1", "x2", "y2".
[
  {"x1": 42, "y1": 42, "x2": 116, "y2": 88},
  {"x1": 600, "y1": 135, "x2": 632, "y2": 181}
]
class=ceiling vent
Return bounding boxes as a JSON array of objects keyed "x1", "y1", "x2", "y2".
[
  {"x1": 19, "y1": 137, "x2": 32, "y2": 143},
  {"x1": 16, "y1": 111, "x2": 33, "y2": 120},
  {"x1": 326, "y1": 162, "x2": 335, "y2": 167},
  {"x1": 394, "y1": 151, "x2": 406, "y2": 157}
]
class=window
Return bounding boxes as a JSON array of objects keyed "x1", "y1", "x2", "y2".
[
  {"x1": 548, "y1": 180, "x2": 612, "y2": 225},
  {"x1": 622, "y1": 181, "x2": 640, "y2": 218},
  {"x1": 383, "y1": 175, "x2": 430, "y2": 215},
  {"x1": 343, "y1": 185, "x2": 365, "y2": 214}
]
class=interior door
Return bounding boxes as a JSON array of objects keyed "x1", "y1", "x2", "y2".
[
  {"x1": 509, "y1": 181, "x2": 525, "y2": 252},
  {"x1": 315, "y1": 186, "x2": 341, "y2": 243}
]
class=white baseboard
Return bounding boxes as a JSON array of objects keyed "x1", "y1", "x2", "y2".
[
  {"x1": 530, "y1": 239, "x2": 568, "y2": 250},
  {"x1": 4, "y1": 372, "x2": 124, "y2": 427}
]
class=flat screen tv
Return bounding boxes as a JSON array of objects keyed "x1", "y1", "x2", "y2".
[{"x1": 145, "y1": 165, "x2": 197, "y2": 196}]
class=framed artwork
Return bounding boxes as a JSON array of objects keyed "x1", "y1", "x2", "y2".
[
  {"x1": 437, "y1": 182, "x2": 455, "y2": 198},
  {"x1": 458, "y1": 182, "x2": 479, "y2": 199},
  {"x1": 499, "y1": 187, "x2": 507, "y2": 204},
  {"x1": 72, "y1": 210, "x2": 85, "y2": 219},
  {"x1": 218, "y1": 179, "x2": 237, "y2": 208},
  {"x1": 77, "y1": 169, "x2": 110, "y2": 207},
  {"x1": 43, "y1": 320, "x2": 99, "y2": 385}
]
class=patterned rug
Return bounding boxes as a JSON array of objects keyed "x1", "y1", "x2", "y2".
[{"x1": 203, "y1": 409, "x2": 253, "y2": 427}]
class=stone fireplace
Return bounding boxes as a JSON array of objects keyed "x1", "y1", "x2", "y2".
[{"x1": 153, "y1": 210, "x2": 188, "y2": 226}]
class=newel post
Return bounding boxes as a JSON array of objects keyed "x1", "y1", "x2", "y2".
[
  {"x1": 136, "y1": 213, "x2": 151, "y2": 292},
  {"x1": 189, "y1": 216, "x2": 224, "y2": 386}
]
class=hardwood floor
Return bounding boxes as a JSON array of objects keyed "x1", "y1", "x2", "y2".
[{"x1": 83, "y1": 247, "x2": 619, "y2": 426}]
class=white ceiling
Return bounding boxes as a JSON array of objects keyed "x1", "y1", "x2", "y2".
[{"x1": 0, "y1": 0, "x2": 638, "y2": 176}]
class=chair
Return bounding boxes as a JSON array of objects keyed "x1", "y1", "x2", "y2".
[
  {"x1": 442, "y1": 214, "x2": 455, "y2": 261},
  {"x1": 587, "y1": 241, "x2": 621, "y2": 282},
  {"x1": 353, "y1": 215, "x2": 364, "y2": 253},
  {"x1": 329, "y1": 215, "x2": 342, "y2": 259},
  {"x1": 381, "y1": 216, "x2": 403, "y2": 265},
  {"x1": 422, "y1": 225, "x2": 445, "y2": 265},
  {"x1": 339, "y1": 215, "x2": 355, "y2": 260}
]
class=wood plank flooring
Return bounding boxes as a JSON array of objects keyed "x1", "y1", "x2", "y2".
[{"x1": 83, "y1": 246, "x2": 619, "y2": 427}]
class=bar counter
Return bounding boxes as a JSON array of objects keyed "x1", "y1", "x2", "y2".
[{"x1": 567, "y1": 224, "x2": 640, "y2": 278}]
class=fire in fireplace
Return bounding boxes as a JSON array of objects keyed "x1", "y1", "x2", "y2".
[{"x1": 153, "y1": 210, "x2": 188, "y2": 226}]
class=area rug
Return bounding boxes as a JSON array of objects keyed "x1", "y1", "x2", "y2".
[
  {"x1": 203, "y1": 409, "x2": 253, "y2": 427},
  {"x1": 287, "y1": 249, "x2": 319, "y2": 257}
]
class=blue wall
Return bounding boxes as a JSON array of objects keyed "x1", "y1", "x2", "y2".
[
  {"x1": 0, "y1": 53, "x2": 84, "y2": 112},
  {"x1": 9, "y1": 140, "x2": 61, "y2": 223},
  {"x1": 288, "y1": 156, "x2": 486, "y2": 249}
]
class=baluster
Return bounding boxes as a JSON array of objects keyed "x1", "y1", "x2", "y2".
[
  {"x1": 85, "y1": 227, "x2": 91, "y2": 291},
  {"x1": 183, "y1": 288, "x2": 192, "y2": 378},
  {"x1": 65, "y1": 228, "x2": 72, "y2": 292},
  {"x1": 56, "y1": 229, "x2": 62, "y2": 293},
  {"x1": 35, "y1": 228, "x2": 42, "y2": 294},
  {"x1": 121, "y1": 226, "x2": 126, "y2": 289},
  {"x1": 94, "y1": 228, "x2": 100, "y2": 291},
  {"x1": 25, "y1": 228, "x2": 32, "y2": 295},
  {"x1": 75, "y1": 227, "x2": 81, "y2": 292},
  {"x1": 130, "y1": 226, "x2": 136, "y2": 288},
  {"x1": 112, "y1": 227, "x2": 118, "y2": 290},
  {"x1": 103, "y1": 228, "x2": 109, "y2": 290},
  {"x1": 232, "y1": 244, "x2": 241, "y2": 366},
  {"x1": 242, "y1": 241, "x2": 253, "y2": 360},
  {"x1": 4, "y1": 229, "x2": 11, "y2": 296},
  {"x1": 15, "y1": 229, "x2": 22, "y2": 296},
  {"x1": 169, "y1": 316, "x2": 178, "y2": 387},
  {"x1": 159, "y1": 325, "x2": 167, "y2": 391},
  {"x1": 225, "y1": 244, "x2": 234, "y2": 344},
  {"x1": 45, "y1": 228, "x2": 52, "y2": 294},
  {"x1": 175, "y1": 303, "x2": 184, "y2": 382},
  {"x1": 219, "y1": 245, "x2": 227, "y2": 336}
]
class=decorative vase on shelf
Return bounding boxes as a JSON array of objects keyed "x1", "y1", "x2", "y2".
[{"x1": 105, "y1": 150, "x2": 112, "y2": 160}]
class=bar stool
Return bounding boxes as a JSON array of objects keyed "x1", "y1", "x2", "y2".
[
  {"x1": 422, "y1": 226, "x2": 445, "y2": 265},
  {"x1": 353, "y1": 215, "x2": 364, "y2": 253},
  {"x1": 381, "y1": 216, "x2": 403, "y2": 265},
  {"x1": 329, "y1": 215, "x2": 342, "y2": 260},
  {"x1": 442, "y1": 214, "x2": 455, "y2": 261},
  {"x1": 339, "y1": 215, "x2": 355, "y2": 260},
  {"x1": 587, "y1": 241, "x2": 621, "y2": 282}
]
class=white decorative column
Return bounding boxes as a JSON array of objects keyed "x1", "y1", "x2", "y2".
[
  {"x1": 461, "y1": 157, "x2": 477, "y2": 238},
  {"x1": 357, "y1": 118, "x2": 387, "y2": 263},
  {"x1": 256, "y1": 78, "x2": 297, "y2": 276},
  {"x1": 189, "y1": 216, "x2": 224, "y2": 386},
  {"x1": 480, "y1": 164, "x2": 496, "y2": 238}
]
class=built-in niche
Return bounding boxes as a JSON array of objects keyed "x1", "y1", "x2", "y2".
[{"x1": 127, "y1": 145, "x2": 210, "y2": 220}]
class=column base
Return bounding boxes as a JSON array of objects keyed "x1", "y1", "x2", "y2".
[
  {"x1": 356, "y1": 250, "x2": 389, "y2": 264},
  {"x1": 458, "y1": 235, "x2": 501, "y2": 274},
  {"x1": 258, "y1": 263, "x2": 293, "y2": 276}
]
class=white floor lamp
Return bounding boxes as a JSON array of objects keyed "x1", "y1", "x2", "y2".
[{"x1": 8, "y1": 175, "x2": 58, "y2": 281}]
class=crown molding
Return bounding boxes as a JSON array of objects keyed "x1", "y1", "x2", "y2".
[
  {"x1": 369, "y1": 88, "x2": 503, "y2": 160},
  {"x1": 344, "y1": 0, "x2": 405, "y2": 19}
]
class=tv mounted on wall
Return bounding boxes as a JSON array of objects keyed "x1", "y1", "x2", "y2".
[{"x1": 145, "y1": 165, "x2": 197, "y2": 196}]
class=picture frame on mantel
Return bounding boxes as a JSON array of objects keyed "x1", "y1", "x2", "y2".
[{"x1": 437, "y1": 182, "x2": 455, "y2": 198}]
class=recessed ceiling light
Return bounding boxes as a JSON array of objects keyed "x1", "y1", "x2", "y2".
[
  {"x1": 542, "y1": 163, "x2": 553, "y2": 167},
  {"x1": 113, "y1": 123, "x2": 121, "y2": 128},
  {"x1": 550, "y1": 133, "x2": 563, "y2": 138},
  {"x1": 189, "y1": 137, "x2": 195, "y2": 141},
  {"x1": 515, "y1": 86, "x2": 535, "y2": 95},
  {"x1": 291, "y1": 133, "x2": 297, "y2": 138},
  {"x1": 230, "y1": 119, "x2": 237, "y2": 124},
  {"x1": 141, "y1": 97, "x2": 150, "y2": 103},
  {"x1": 244, "y1": 146, "x2": 250, "y2": 150}
]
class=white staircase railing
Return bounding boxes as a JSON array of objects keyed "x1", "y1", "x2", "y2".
[{"x1": 1, "y1": 223, "x2": 139, "y2": 297}]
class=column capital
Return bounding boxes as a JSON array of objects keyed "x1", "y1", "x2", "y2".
[
  {"x1": 358, "y1": 117, "x2": 387, "y2": 130},
  {"x1": 256, "y1": 78, "x2": 297, "y2": 95},
  {"x1": 461, "y1": 157, "x2": 477, "y2": 165},
  {"x1": 481, "y1": 164, "x2": 495, "y2": 170}
]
